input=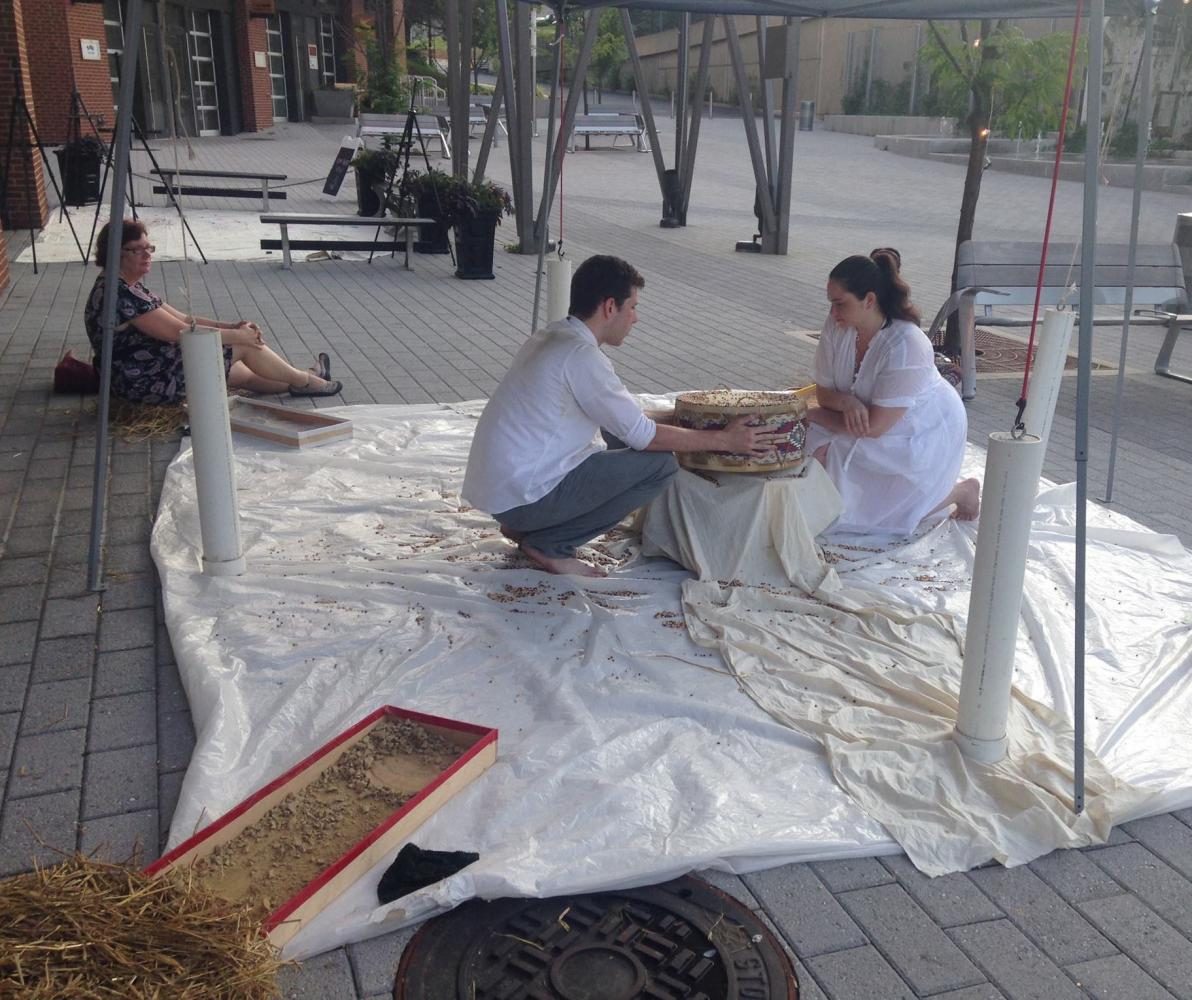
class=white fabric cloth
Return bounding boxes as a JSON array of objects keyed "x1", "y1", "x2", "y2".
[
  {"x1": 806, "y1": 316, "x2": 966, "y2": 535},
  {"x1": 640, "y1": 462, "x2": 844, "y2": 593},
  {"x1": 462, "y1": 317, "x2": 656, "y2": 514}
]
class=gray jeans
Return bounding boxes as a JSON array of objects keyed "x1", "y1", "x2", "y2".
[{"x1": 497, "y1": 438, "x2": 678, "y2": 558}]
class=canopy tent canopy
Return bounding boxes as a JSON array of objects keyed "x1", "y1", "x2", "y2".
[{"x1": 518, "y1": 0, "x2": 1136, "y2": 18}]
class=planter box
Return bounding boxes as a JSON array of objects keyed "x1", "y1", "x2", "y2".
[
  {"x1": 227, "y1": 397, "x2": 352, "y2": 449},
  {"x1": 146, "y1": 706, "x2": 498, "y2": 950},
  {"x1": 311, "y1": 88, "x2": 355, "y2": 119}
]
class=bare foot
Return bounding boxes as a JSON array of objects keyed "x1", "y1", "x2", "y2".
[
  {"x1": 499, "y1": 523, "x2": 524, "y2": 543},
  {"x1": 520, "y1": 542, "x2": 606, "y2": 577},
  {"x1": 950, "y1": 477, "x2": 981, "y2": 520}
]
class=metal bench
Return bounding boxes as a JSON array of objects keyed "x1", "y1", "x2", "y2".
[
  {"x1": 151, "y1": 168, "x2": 286, "y2": 212},
  {"x1": 356, "y1": 112, "x2": 450, "y2": 159},
  {"x1": 928, "y1": 238, "x2": 1191, "y2": 398},
  {"x1": 259, "y1": 213, "x2": 435, "y2": 270},
  {"x1": 568, "y1": 113, "x2": 649, "y2": 153}
]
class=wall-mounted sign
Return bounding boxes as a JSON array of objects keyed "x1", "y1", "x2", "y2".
[
  {"x1": 308, "y1": 44, "x2": 319, "y2": 71},
  {"x1": 247, "y1": 0, "x2": 276, "y2": 17},
  {"x1": 254, "y1": 51, "x2": 267, "y2": 69},
  {"x1": 80, "y1": 38, "x2": 102, "y2": 61}
]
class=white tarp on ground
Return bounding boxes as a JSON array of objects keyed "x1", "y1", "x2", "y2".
[{"x1": 153, "y1": 402, "x2": 1192, "y2": 959}]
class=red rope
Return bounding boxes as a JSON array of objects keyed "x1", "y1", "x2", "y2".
[{"x1": 1018, "y1": 2, "x2": 1084, "y2": 408}]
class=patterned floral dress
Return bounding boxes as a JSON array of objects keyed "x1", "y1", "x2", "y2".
[{"x1": 83, "y1": 274, "x2": 232, "y2": 404}]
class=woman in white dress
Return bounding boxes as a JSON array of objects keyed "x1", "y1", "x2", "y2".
[{"x1": 805, "y1": 249, "x2": 980, "y2": 535}]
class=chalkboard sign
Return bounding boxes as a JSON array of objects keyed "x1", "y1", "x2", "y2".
[{"x1": 323, "y1": 140, "x2": 356, "y2": 197}]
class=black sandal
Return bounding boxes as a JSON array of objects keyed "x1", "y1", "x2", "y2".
[
  {"x1": 290, "y1": 377, "x2": 343, "y2": 397},
  {"x1": 316, "y1": 352, "x2": 331, "y2": 381}
]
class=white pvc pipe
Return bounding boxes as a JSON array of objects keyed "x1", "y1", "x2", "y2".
[
  {"x1": 546, "y1": 257, "x2": 572, "y2": 324},
  {"x1": 180, "y1": 327, "x2": 246, "y2": 577},
  {"x1": 1021, "y1": 308, "x2": 1076, "y2": 454},
  {"x1": 954, "y1": 431, "x2": 1046, "y2": 763}
]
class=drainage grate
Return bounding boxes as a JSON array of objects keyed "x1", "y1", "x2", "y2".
[{"x1": 394, "y1": 875, "x2": 798, "y2": 1000}]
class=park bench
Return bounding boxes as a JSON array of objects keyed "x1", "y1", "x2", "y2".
[
  {"x1": 568, "y1": 112, "x2": 649, "y2": 153},
  {"x1": 259, "y1": 212, "x2": 434, "y2": 270},
  {"x1": 928, "y1": 237, "x2": 1192, "y2": 398},
  {"x1": 151, "y1": 168, "x2": 286, "y2": 212},
  {"x1": 356, "y1": 112, "x2": 450, "y2": 159}
]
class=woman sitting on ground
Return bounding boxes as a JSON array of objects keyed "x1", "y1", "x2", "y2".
[
  {"x1": 805, "y1": 248, "x2": 979, "y2": 535},
  {"x1": 84, "y1": 218, "x2": 342, "y2": 404}
]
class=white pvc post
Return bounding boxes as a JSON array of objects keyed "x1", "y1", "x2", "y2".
[
  {"x1": 180, "y1": 327, "x2": 246, "y2": 577},
  {"x1": 1021, "y1": 308, "x2": 1076, "y2": 455},
  {"x1": 953, "y1": 431, "x2": 1046, "y2": 763},
  {"x1": 546, "y1": 257, "x2": 572, "y2": 324}
]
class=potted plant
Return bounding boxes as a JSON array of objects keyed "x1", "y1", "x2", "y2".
[
  {"x1": 440, "y1": 174, "x2": 514, "y2": 280},
  {"x1": 54, "y1": 134, "x2": 105, "y2": 206},
  {"x1": 399, "y1": 168, "x2": 455, "y2": 255},
  {"x1": 350, "y1": 144, "x2": 400, "y2": 217}
]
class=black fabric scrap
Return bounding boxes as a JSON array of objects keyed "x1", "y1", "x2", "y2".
[{"x1": 377, "y1": 843, "x2": 480, "y2": 904}]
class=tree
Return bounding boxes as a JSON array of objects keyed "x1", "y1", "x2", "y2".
[
  {"x1": 469, "y1": 1, "x2": 498, "y2": 93},
  {"x1": 922, "y1": 23, "x2": 1088, "y2": 354},
  {"x1": 589, "y1": 9, "x2": 628, "y2": 101}
]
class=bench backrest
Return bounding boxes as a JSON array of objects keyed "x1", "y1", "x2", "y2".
[
  {"x1": 958, "y1": 240, "x2": 1188, "y2": 310},
  {"x1": 572, "y1": 112, "x2": 644, "y2": 130},
  {"x1": 357, "y1": 112, "x2": 445, "y2": 136}
]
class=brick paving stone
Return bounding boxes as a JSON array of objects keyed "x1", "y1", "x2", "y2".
[
  {"x1": 4, "y1": 522, "x2": 54, "y2": 558},
  {"x1": 50, "y1": 532, "x2": 91, "y2": 566},
  {"x1": 0, "y1": 557, "x2": 49, "y2": 588},
  {"x1": 0, "y1": 621, "x2": 37, "y2": 666},
  {"x1": 157, "y1": 768, "x2": 185, "y2": 848},
  {"x1": 931, "y1": 988, "x2": 1009, "y2": 1000},
  {"x1": 348, "y1": 927, "x2": 417, "y2": 996},
  {"x1": 880, "y1": 855, "x2": 1003, "y2": 927},
  {"x1": 93, "y1": 647, "x2": 156, "y2": 698},
  {"x1": 37, "y1": 594, "x2": 100, "y2": 639},
  {"x1": 88, "y1": 691, "x2": 156, "y2": 752},
  {"x1": 967, "y1": 864, "x2": 1116, "y2": 966},
  {"x1": 156, "y1": 658, "x2": 188, "y2": 714},
  {"x1": 810, "y1": 856, "x2": 896, "y2": 893},
  {"x1": 1029, "y1": 848, "x2": 1124, "y2": 904},
  {"x1": 1078, "y1": 894, "x2": 1192, "y2": 1000},
  {"x1": 45, "y1": 562, "x2": 90, "y2": 598},
  {"x1": 30, "y1": 634, "x2": 95, "y2": 683},
  {"x1": 743, "y1": 863, "x2": 868, "y2": 957},
  {"x1": 0, "y1": 584, "x2": 43, "y2": 624},
  {"x1": 947, "y1": 919, "x2": 1084, "y2": 1000},
  {"x1": 0, "y1": 789, "x2": 81, "y2": 876},
  {"x1": 1067, "y1": 954, "x2": 1177, "y2": 1000},
  {"x1": 1087, "y1": 843, "x2": 1192, "y2": 938},
  {"x1": 156, "y1": 709, "x2": 196, "y2": 772},
  {"x1": 836, "y1": 883, "x2": 985, "y2": 995},
  {"x1": 1121, "y1": 814, "x2": 1192, "y2": 882},
  {"x1": 98, "y1": 606, "x2": 156, "y2": 652},
  {"x1": 8, "y1": 727, "x2": 86, "y2": 797},
  {"x1": 805, "y1": 944, "x2": 916, "y2": 1000},
  {"x1": 20, "y1": 678, "x2": 92, "y2": 735},
  {"x1": 82, "y1": 744, "x2": 157, "y2": 819},
  {"x1": 98, "y1": 572, "x2": 157, "y2": 611},
  {"x1": 0, "y1": 663, "x2": 31, "y2": 713},
  {"x1": 78, "y1": 808, "x2": 161, "y2": 866},
  {"x1": 277, "y1": 947, "x2": 357, "y2": 999},
  {"x1": 695, "y1": 867, "x2": 762, "y2": 908},
  {"x1": 0, "y1": 711, "x2": 17, "y2": 771}
]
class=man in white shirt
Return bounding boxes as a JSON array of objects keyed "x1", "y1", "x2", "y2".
[{"x1": 463, "y1": 255, "x2": 781, "y2": 576}]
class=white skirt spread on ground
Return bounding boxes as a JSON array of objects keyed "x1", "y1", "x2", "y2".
[{"x1": 153, "y1": 402, "x2": 1192, "y2": 959}]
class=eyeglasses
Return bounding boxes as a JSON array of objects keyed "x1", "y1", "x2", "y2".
[{"x1": 122, "y1": 244, "x2": 156, "y2": 257}]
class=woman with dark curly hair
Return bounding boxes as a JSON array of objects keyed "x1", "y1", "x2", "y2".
[
  {"x1": 84, "y1": 218, "x2": 342, "y2": 405},
  {"x1": 805, "y1": 248, "x2": 979, "y2": 535}
]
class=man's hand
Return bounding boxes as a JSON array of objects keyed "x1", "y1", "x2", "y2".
[
  {"x1": 719, "y1": 414, "x2": 787, "y2": 456},
  {"x1": 838, "y1": 394, "x2": 870, "y2": 436}
]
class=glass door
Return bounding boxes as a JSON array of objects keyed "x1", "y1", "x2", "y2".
[
  {"x1": 265, "y1": 14, "x2": 289, "y2": 122},
  {"x1": 186, "y1": 10, "x2": 221, "y2": 136}
]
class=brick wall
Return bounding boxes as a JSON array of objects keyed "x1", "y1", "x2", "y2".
[
  {"x1": 233, "y1": 7, "x2": 275, "y2": 132},
  {"x1": 0, "y1": 0, "x2": 49, "y2": 230},
  {"x1": 25, "y1": 0, "x2": 114, "y2": 145}
]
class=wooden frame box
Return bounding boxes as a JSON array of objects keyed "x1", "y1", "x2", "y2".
[
  {"x1": 146, "y1": 706, "x2": 498, "y2": 949},
  {"x1": 227, "y1": 397, "x2": 353, "y2": 448}
]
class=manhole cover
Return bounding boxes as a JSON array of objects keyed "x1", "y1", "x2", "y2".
[{"x1": 394, "y1": 874, "x2": 797, "y2": 999}]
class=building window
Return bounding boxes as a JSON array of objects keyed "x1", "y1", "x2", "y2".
[
  {"x1": 265, "y1": 14, "x2": 288, "y2": 122},
  {"x1": 320, "y1": 14, "x2": 338, "y2": 87}
]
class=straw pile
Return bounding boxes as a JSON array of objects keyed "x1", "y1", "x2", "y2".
[
  {"x1": 0, "y1": 855, "x2": 284, "y2": 999},
  {"x1": 107, "y1": 399, "x2": 189, "y2": 442}
]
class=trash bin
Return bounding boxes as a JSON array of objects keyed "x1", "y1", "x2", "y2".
[{"x1": 798, "y1": 100, "x2": 815, "y2": 132}]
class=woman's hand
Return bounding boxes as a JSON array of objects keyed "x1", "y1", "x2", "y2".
[
  {"x1": 233, "y1": 320, "x2": 263, "y2": 344},
  {"x1": 839, "y1": 394, "x2": 870, "y2": 436}
]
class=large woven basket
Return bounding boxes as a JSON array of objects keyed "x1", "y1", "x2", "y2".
[{"x1": 673, "y1": 389, "x2": 809, "y2": 473}]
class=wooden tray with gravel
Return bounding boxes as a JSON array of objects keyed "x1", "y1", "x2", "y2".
[{"x1": 146, "y1": 706, "x2": 498, "y2": 950}]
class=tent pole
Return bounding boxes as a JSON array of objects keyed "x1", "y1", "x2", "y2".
[
  {"x1": 675, "y1": 15, "x2": 690, "y2": 175},
  {"x1": 473, "y1": 66, "x2": 505, "y2": 184},
  {"x1": 679, "y1": 14, "x2": 717, "y2": 219},
  {"x1": 1074, "y1": 0, "x2": 1106, "y2": 815},
  {"x1": 513, "y1": 1, "x2": 537, "y2": 251},
  {"x1": 1104, "y1": 1, "x2": 1157, "y2": 503},
  {"x1": 493, "y1": 0, "x2": 525, "y2": 243},
  {"x1": 88, "y1": 0, "x2": 146, "y2": 593},
  {"x1": 543, "y1": 10, "x2": 598, "y2": 214},
  {"x1": 757, "y1": 17, "x2": 775, "y2": 183},
  {"x1": 773, "y1": 17, "x2": 799, "y2": 256},
  {"x1": 724, "y1": 16, "x2": 776, "y2": 237},
  {"x1": 621, "y1": 12, "x2": 669, "y2": 200},
  {"x1": 529, "y1": 5, "x2": 566, "y2": 335}
]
